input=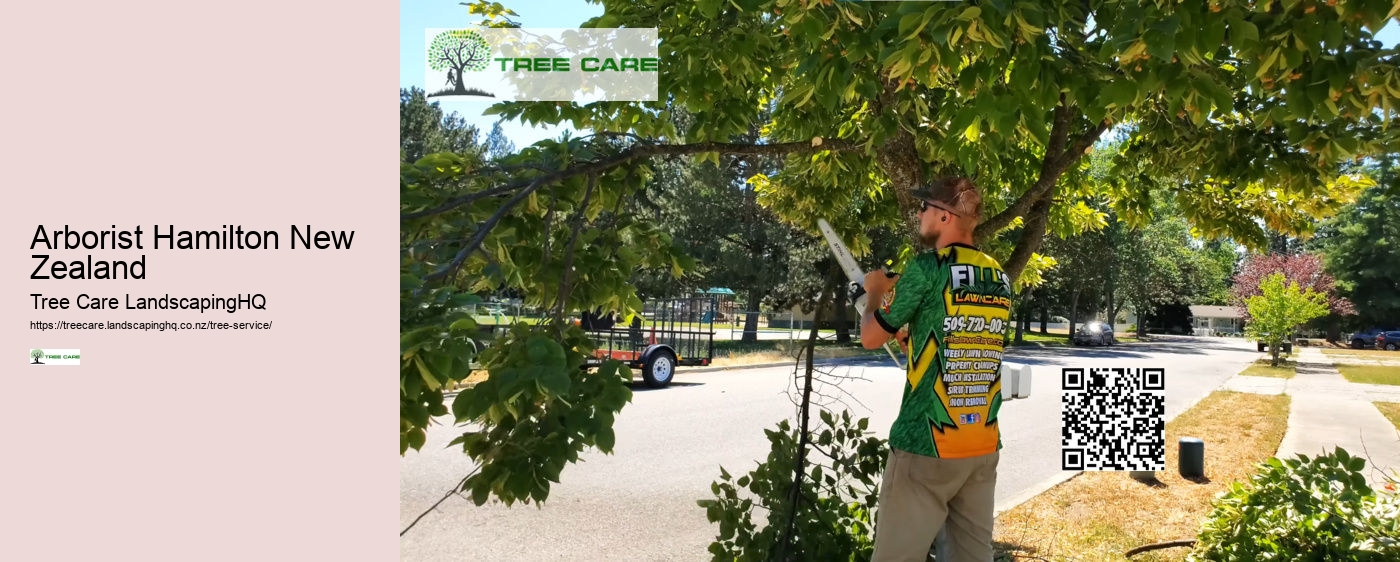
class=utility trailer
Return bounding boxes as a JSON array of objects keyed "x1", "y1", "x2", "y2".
[{"x1": 580, "y1": 297, "x2": 716, "y2": 388}]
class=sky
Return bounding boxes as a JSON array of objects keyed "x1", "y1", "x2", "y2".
[{"x1": 399, "y1": 0, "x2": 1400, "y2": 147}]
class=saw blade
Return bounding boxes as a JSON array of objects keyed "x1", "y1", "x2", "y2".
[{"x1": 816, "y1": 219, "x2": 865, "y2": 285}]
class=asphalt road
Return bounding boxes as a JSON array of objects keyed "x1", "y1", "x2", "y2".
[{"x1": 400, "y1": 335, "x2": 1261, "y2": 561}]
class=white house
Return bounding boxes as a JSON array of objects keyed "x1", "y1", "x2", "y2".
[{"x1": 1190, "y1": 305, "x2": 1244, "y2": 336}]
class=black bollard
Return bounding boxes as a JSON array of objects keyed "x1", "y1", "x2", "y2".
[{"x1": 1179, "y1": 437, "x2": 1205, "y2": 479}]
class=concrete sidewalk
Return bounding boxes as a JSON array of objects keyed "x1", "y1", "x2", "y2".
[{"x1": 1221, "y1": 347, "x2": 1400, "y2": 487}]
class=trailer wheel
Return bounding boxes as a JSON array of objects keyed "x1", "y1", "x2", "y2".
[{"x1": 642, "y1": 350, "x2": 676, "y2": 388}]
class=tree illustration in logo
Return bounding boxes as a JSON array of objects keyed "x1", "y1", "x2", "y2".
[
  {"x1": 428, "y1": 30, "x2": 495, "y2": 98},
  {"x1": 31, "y1": 349, "x2": 44, "y2": 364}
]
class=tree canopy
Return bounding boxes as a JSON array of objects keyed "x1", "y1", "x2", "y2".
[
  {"x1": 477, "y1": 0, "x2": 1391, "y2": 283},
  {"x1": 1312, "y1": 158, "x2": 1400, "y2": 328},
  {"x1": 1231, "y1": 252, "x2": 1354, "y2": 316},
  {"x1": 1245, "y1": 272, "x2": 1330, "y2": 365},
  {"x1": 401, "y1": 0, "x2": 1400, "y2": 512}
]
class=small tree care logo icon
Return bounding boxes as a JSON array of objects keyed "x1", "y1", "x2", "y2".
[
  {"x1": 29, "y1": 349, "x2": 80, "y2": 366},
  {"x1": 428, "y1": 29, "x2": 495, "y2": 98}
]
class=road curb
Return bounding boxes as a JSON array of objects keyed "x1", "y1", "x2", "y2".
[{"x1": 995, "y1": 471, "x2": 1083, "y2": 516}]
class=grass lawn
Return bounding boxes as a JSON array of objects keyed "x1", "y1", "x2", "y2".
[
  {"x1": 1008, "y1": 331, "x2": 1142, "y2": 346},
  {"x1": 1010, "y1": 332, "x2": 1070, "y2": 346},
  {"x1": 1239, "y1": 358, "x2": 1297, "y2": 379},
  {"x1": 710, "y1": 339, "x2": 886, "y2": 367},
  {"x1": 1335, "y1": 364, "x2": 1400, "y2": 386},
  {"x1": 1376, "y1": 402, "x2": 1400, "y2": 431},
  {"x1": 994, "y1": 391, "x2": 1291, "y2": 562},
  {"x1": 1321, "y1": 348, "x2": 1400, "y2": 362}
]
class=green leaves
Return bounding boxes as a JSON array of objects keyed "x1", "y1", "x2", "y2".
[
  {"x1": 701, "y1": 411, "x2": 888, "y2": 560},
  {"x1": 403, "y1": 0, "x2": 1400, "y2": 515},
  {"x1": 1243, "y1": 273, "x2": 1331, "y2": 351},
  {"x1": 1102, "y1": 79, "x2": 1138, "y2": 109},
  {"x1": 401, "y1": 138, "x2": 655, "y2": 503},
  {"x1": 433, "y1": 322, "x2": 633, "y2": 507},
  {"x1": 1190, "y1": 447, "x2": 1400, "y2": 560}
]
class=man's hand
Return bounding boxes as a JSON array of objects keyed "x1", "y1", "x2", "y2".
[
  {"x1": 864, "y1": 270, "x2": 897, "y2": 300},
  {"x1": 896, "y1": 327, "x2": 910, "y2": 354}
]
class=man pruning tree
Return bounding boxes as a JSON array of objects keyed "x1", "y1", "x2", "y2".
[{"x1": 861, "y1": 177, "x2": 1013, "y2": 561}]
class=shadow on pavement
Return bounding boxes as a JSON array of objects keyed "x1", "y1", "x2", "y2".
[
  {"x1": 630, "y1": 381, "x2": 706, "y2": 392},
  {"x1": 1008, "y1": 336, "x2": 1255, "y2": 363},
  {"x1": 1008, "y1": 346, "x2": 1157, "y2": 362}
]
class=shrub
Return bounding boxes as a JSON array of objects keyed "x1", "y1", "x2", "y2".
[
  {"x1": 697, "y1": 410, "x2": 888, "y2": 561},
  {"x1": 1190, "y1": 448, "x2": 1400, "y2": 561}
]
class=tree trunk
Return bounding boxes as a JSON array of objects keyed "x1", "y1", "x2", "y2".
[
  {"x1": 976, "y1": 104, "x2": 1109, "y2": 283},
  {"x1": 1111, "y1": 298, "x2": 1126, "y2": 331},
  {"x1": 452, "y1": 65, "x2": 467, "y2": 93},
  {"x1": 1068, "y1": 288, "x2": 1081, "y2": 342},
  {"x1": 1271, "y1": 342, "x2": 1280, "y2": 368},
  {"x1": 872, "y1": 79, "x2": 929, "y2": 240},
  {"x1": 1039, "y1": 303, "x2": 1049, "y2": 335},
  {"x1": 742, "y1": 289, "x2": 761, "y2": 343},
  {"x1": 1105, "y1": 280, "x2": 1116, "y2": 328},
  {"x1": 1014, "y1": 290, "x2": 1029, "y2": 344},
  {"x1": 832, "y1": 263, "x2": 852, "y2": 343}
]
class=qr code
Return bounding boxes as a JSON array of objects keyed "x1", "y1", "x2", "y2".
[{"x1": 1061, "y1": 367, "x2": 1165, "y2": 471}]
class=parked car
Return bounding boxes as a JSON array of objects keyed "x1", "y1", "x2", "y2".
[
  {"x1": 1072, "y1": 321, "x2": 1116, "y2": 346},
  {"x1": 1377, "y1": 331, "x2": 1400, "y2": 351},
  {"x1": 1350, "y1": 329, "x2": 1385, "y2": 349}
]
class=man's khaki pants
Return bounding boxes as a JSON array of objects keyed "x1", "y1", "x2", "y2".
[{"x1": 872, "y1": 448, "x2": 999, "y2": 562}]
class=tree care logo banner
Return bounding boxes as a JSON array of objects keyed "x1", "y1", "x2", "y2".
[
  {"x1": 425, "y1": 28, "x2": 659, "y2": 102},
  {"x1": 30, "y1": 349, "x2": 80, "y2": 366}
]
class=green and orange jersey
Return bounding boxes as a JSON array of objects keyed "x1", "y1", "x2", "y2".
[{"x1": 873, "y1": 243, "x2": 1013, "y2": 459}]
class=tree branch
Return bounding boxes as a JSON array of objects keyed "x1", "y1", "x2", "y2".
[
  {"x1": 1000, "y1": 192, "x2": 1055, "y2": 290},
  {"x1": 776, "y1": 293, "x2": 825, "y2": 562},
  {"x1": 720, "y1": 232, "x2": 759, "y2": 252},
  {"x1": 421, "y1": 177, "x2": 544, "y2": 283},
  {"x1": 401, "y1": 183, "x2": 523, "y2": 221},
  {"x1": 553, "y1": 173, "x2": 598, "y2": 319},
  {"x1": 1061, "y1": 119, "x2": 1112, "y2": 171},
  {"x1": 1124, "y1": 539, "x2": 1196, "y2": 557},
  {"x1": 400, "y1": 466, "x2": 481, "y2": 536},
  {"x1": 976, "y1": 99, "x2": 1074, "y2": 240},
  {"x1": 400, "y1": 138, "x2": 861, "y2": 222},
  {"x1": 973, "y1": 100, "x2": 1111, "y2": 281},
  {"x1": 449, "y1": 42, "x2": 469, "y2": 67}
]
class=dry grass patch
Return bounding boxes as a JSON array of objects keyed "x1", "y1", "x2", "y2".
[
  {"x1": 1239, "y1": 357, "x2": 1297, "y2": 379},
  {"x1": 1336, "y1": 364, "x2": 1400, "y2": 386},
  {"x1": 994, "y1": 391, "x2": 1291, "y2": 562},
  {"x1": 1377, "y1": 402, "x2": 1400, "y2": 431},
  {"x1": 710, "y1": 351, "x2": 793, "y2": 367}
]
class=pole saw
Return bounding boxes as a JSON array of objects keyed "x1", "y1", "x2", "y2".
[{"x1": 817, "y1": 219, "x2": 905, "y2": 369}]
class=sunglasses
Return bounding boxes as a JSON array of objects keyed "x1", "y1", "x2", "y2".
[{"x1": 920, "y1": 199, "x2": 961, "y2": 217}]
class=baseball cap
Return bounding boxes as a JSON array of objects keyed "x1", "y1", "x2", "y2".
[{"x1": 910, "y1": 177, "x2": 983, "y2": 220}]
